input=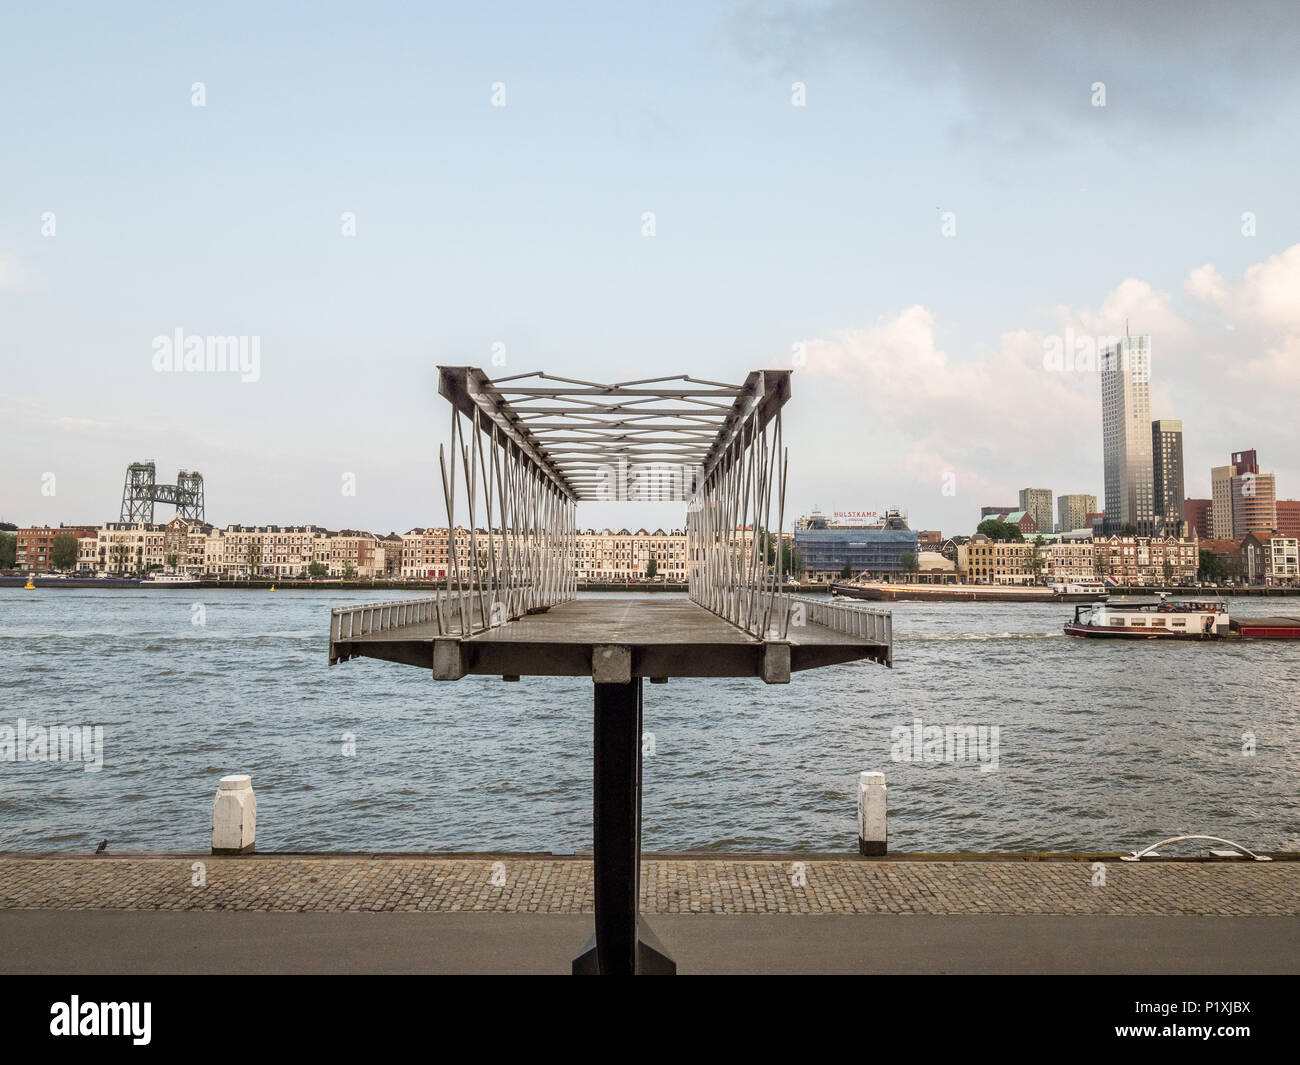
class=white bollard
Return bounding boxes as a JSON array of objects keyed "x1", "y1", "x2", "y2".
[
  {"x1": 211, "y1": 774, "x2": 257, "y2": 855},
  {"x1": 858, "y1": 771, "x2": 887, "y2": 856}
]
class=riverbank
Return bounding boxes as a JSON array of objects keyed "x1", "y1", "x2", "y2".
[
  {"x1": 2, "y1": 853, "x2": 1296, "y2": 974},
  {"x1": 2, "y1": 851, "x2": 1295, "y2": 914}
]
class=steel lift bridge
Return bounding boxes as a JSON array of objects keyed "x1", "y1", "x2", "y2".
[{"x1": 328, "y1": 366, "x2": 893, "y2": 974}]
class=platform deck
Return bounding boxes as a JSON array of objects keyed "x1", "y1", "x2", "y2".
[{"x1": 329, "y1": 596, "x2": 889, "y2": 680}]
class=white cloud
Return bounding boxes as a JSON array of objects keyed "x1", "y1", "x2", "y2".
[
  {"x1": 0, "y1": 253, "x2": 23, "y2": 290},
  {"x1": 794, "y1": 243, "x2": 1300, "y2": 529}
]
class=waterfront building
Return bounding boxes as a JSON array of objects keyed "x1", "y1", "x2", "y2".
[
  {"x1": 1056, "y1": 494, "x2": 1097, "y2": 536},
  {"x1": 1043, "y1": 539, "x2": 1096, "y2": 582},
  {"x1": 13, "y1": 525, "x2": 99, "y2": 572},
  {"x1": 1184, "y1": 498, "x2": 1212, "y2": 537},
  {"x1": 1151, "y1": 419, "x2": 1185, "y2": 524},
  {"x1": 1266, "y1": 535, "x2": 1300, "y2": 584},
  {"x1": 1093, "y1": 535, "x2": 1199, "y2": 584},
  {"x1": 962, "y1": 534, "x2": 1037, "y2": 585},
  {"x1": 576, "y1": 528, "x2": 689, "y2": 582},
  {"x1": 794, "y1": 525, "x2": 917, "y2": 579},
  {"x1": 1100, "y1": 334, "x2": 1155, "y2": 533}
]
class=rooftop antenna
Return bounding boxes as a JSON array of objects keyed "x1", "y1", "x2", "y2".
[{"x1": 1126, "y1": 318, "x2": 1130, "y2": 339}]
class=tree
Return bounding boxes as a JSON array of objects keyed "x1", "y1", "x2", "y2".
[
  {"x1": 1121, "y1": 523, "x2": 1139, "y2": 536},
  {"x1": 308, "y1": 561, "x2": 328, "y2": 578},
  {"x1": 1026, "y1": 537, "x2": 1045, "y2": 581},
  {"x1": 342, "y1": 561, "x2": 356, "y2": 579},
  {"x1": 645, "y1": 556, "x2": 658, "y2": 578},
  {"x1": 109, "y1": 539, "x2": 132, "y2": 573},
  {"x1": 245, "y1": 541, "x2": 262, "y2": 576},
  {"x1": 899, "y1": 551, "x2": 918, "y2": 576},
  {"x1": 1162, "y1": 560, "x2": 1174, "y2": 584},
  {"x1": 1198, "y1": 549, "x2": 1224, "y2": 580},
  {"x1": 758, "y1": 529, "x2": 799, "y2": 577},
  {"x1": 976, "y1": 518, "x2": 1023, "y2": 542},
  {"x1": 51, "y1": 532, "x2": 80, "y2": 571},
  {"x1": 166, "y1": 552, "x2": 180, "y2": 572},
  {"x1": 0, "y1": 531, "x2": 15, "y2": 569},
  {"x1": 841, "y1": 561, "x2": 852, "y2": 578}
]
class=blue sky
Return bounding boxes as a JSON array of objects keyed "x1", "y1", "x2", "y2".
[{"x1": 3, "y1": 1, "x2": 1298, "y2": 534}]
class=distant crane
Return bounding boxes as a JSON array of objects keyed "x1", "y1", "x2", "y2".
[{"x1": 120, "y1": 461, "x2": 205, "y2": 523}]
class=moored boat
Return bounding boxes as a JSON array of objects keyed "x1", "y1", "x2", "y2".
[
  {"x1": 140, "y1": 573, "x2": 201, "y2": 588},
  {"x1": 1048, "y1": 579, "x2": 1110, "y2": 602},
  {"x1": 1064, "y1": 596, "x2": 1229, "y2": 639}
]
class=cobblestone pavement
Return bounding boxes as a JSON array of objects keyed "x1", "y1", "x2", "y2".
[{"x1": 1, "y1": 856, "x2": 1297, "y2": 915}]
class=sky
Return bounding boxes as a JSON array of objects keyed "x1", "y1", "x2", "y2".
[{"x1": 2, "y1": 0, "x2": 1298, "y2": 535}]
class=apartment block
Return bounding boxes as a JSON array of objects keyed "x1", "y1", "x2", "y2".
[
  {"x1": 1056, "y1": 494, "x2": 1097, "y2": 534},
  {"x1": 1018, "y1": 488, "x2": 1054, "y2": 535},
  {"x1": 1151, "y1": 419, "x2": 1184, "y2": 523}
]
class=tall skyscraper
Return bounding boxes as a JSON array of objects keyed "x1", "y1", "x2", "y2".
[
  {"x1": 1210, "y1": 464, "x2": 1237, "y2": 539},
  {"x1": 1151, "y1": 419, "x2": 1185, "y2": 524},
  {"x1": 1057, "y1": 493, "x2": 1098, "y2": 533},
  {"x1": 1018, "y1": 488, "x2": 1054, "y2": 534},
  {"x1": 1100, "y1": 335, "x2": 1154, "y2": 533},
  {"x1": 1230, "y1": 471, "x2": 1277, "y2": 536}
]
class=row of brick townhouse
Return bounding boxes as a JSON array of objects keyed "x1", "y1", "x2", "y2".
[
  {"x1": 12, "y1": 526, "x2": 99, "y2": 572},
  {"x1": 12, "y1": 518, "x2": 807, "y2": 584},
  {"x1": 958, "y1": 533, "x2": 1200, "y2": 585},
  {"x1": 576, "y1": 528, "x2": 689, "y2": 582}
]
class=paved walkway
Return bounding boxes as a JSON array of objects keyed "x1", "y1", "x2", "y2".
[
  {"x1": 3, "y1": 912, "x2": 1297, "y2": 974},
  {"x1": 2, "y1": 854, "x2": 1297, "y2": 915}
]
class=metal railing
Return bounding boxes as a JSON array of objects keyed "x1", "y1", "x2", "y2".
[
  {"x1": 776, "y1": 593, "x2": 892, "y2": 657},
  {"x1": 331, "y1": 592, "x2": 467, "y2": 643}
]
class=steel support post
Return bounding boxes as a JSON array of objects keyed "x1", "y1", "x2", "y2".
[{"x1": 572, "y1": 678, "x2": 675, "y2": 975}]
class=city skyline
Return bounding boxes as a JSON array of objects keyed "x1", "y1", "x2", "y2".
[{"x1": 3, "y1": 2, "x2": 1299, "y2": 535}]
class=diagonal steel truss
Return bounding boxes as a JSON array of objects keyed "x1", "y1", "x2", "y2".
[{"x1": 330, "y1": 366, "x2": 891, "y2": 655}]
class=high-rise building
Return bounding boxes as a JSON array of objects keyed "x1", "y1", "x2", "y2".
[
  {"x1": 1100, "y1": 335, "x2": 1154, "y2": 533},
  {"x1": 1184, "y1": 498, "x2": 1212, "y2": 537},
  {"x1": 1151, "y1": 419, "x2": 1185, "y2": 524},
  {"x1": 1057, "y1": 493, "x2": 1097, "y2": 533},
  {"x1": 1230, "y1": 471, "x2": 1277, "y2": 536},
  {"x1": 1210, "y1": 464, "x2": 1237, "y2": 539},
  {"x1": 1232, "y1": 449, "x2": 1259, "y2": 475},
  {"x1": 1018, "y1": 488, "x2": 1054, "y2": 534}
]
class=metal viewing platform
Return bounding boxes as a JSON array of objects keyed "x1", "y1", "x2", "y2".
[{"x1": 327, "y1": 366, "x2": 893, "y2": 973}]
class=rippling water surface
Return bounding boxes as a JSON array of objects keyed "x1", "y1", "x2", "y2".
[{"x1": 2, "y1": 588, "x2": 1297, "y2": 853}]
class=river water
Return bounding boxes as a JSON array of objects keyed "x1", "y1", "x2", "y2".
[{"x1": 2, "y1": 588, "x2": 1297, "y2": 854}]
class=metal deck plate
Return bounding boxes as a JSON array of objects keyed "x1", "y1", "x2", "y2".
[{"x1": 330, "y1": 597, "x2": 889, "y2": 680}]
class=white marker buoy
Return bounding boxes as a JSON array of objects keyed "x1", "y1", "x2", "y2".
[
  {"x1": 212, "y1": 774, "x2": 256, "y2": 855},
  {"x1": 858, "y1": 771, "x2": 887, "y2": 856}
]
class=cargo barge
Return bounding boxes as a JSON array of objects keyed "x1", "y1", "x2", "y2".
[{"x1": 832, "y1": 582, "x2": 1101, "y2": 603}]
